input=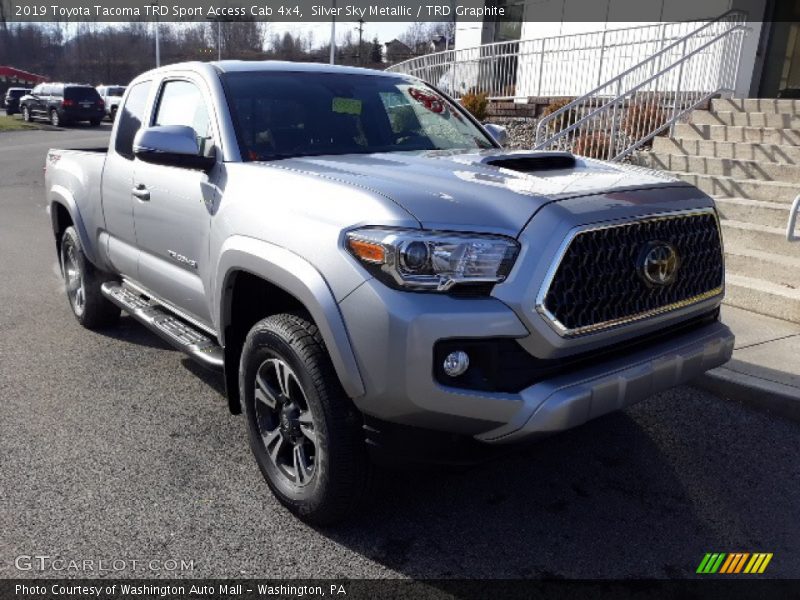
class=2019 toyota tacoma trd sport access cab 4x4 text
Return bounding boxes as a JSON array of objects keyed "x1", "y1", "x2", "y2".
[{"x1": 45, "y1": 61, "x2": 734, "y2": 523}]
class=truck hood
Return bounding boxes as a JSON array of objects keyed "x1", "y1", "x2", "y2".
[{"x1": 262, "y1": 150, "x2": 688, "y2": 236}]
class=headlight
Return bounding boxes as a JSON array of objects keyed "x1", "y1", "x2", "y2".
[{"x1": 345, "y1": 228, "x2": 519, "y2": 292}]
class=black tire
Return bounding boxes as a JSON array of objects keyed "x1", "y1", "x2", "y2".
[
  {"x1": 21, "y1": 105, "x2": 31, "y2": 122},
  {"x1": 240, "y1": 313, "x2": 372, "y2": 524},
  {"x1": 89, "y1": 119, "x2": 101, "y2": 127},
  {"x1": 60, "y1": 226, "x2": 120, "y2": 330},
  {"x1": 49, "y1": 109, "x2": 60, "y2": 127},
  {"x1": 109, "y1": 106, "x2": 117, "y2": 121}
]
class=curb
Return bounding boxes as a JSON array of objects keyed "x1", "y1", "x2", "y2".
[{"x1": 694, "y1": 367, "x2": 800, "y2": 423}]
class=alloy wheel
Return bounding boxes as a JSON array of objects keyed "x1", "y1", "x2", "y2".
[
  {"x1": 254, "y1": 357, "x2": 317, "y2": 486},
  {"x1": 62, "y1": 239, "x2": 85, "y2": 317}
]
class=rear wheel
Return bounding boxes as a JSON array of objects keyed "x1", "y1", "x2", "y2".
[
  {"x1": 109, "y1": 106, "x2": 117, "y2": 121},
  {"x1": 21, "y1": 105, "x2": 31, "y2": 122},
  {"x1": 60, "y1": 226, "x2": 120, "y2": 329},
  {"x1": 240, "y1": 313, "x2": 372, "y2": 524},
  {"x1": 49, "y1": 109, "x2": 60, "y2": 127}
]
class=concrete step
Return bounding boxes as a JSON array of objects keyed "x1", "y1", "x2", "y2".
[
  {"x1": 724, "y1": 273, "x2": 800, "y2": 323},
  {"x1": 673, "y1": 123, "x2": 800, "y2": 145},
  {"x1": 639, "y1": 152, "x2": 800, "y2": 183},
  {"x1": 725, "y1": 247, "x2": 800, "y2": 288},
  {"x1": 690, "y1": 110, "x2": 800, "y2": 129},
  {"x1": 721, "y1": 219, "x2": 797, "y2": 258},
  {"x1": 671, "y1": 172, "x2": 800, "y2": 203},
  {"x1": 715, "y1": 197, "x2": 790, "y2": 230},
  {"x1": 711, "y1": 98, "x2": 800, "y2": 115},
  {"x1": 652, "y1": 137, "x2": 800, "y2": 164}
]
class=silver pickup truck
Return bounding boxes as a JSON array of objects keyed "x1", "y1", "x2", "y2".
[{"x1": 46, "y1": 61, "x2": 734, "y2": 523}]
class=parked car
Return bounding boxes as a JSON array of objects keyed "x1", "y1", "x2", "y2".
[
  {"x1": 96, "y1": 84, "x2": 127, "y2": 120},
  {"x1": 21, "y1": 83, "x2": 104, "y2": 126},
  {"x1": 44, "y1": 61, "x2": 734, "y2": 523},
  {"x1": 3, "y1": 87, "x2": 31, "y2": 115}
]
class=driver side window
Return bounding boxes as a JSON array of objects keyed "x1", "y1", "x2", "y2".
[{"x1": 154, "y1": 80, "x2": 214, "y2": 157}]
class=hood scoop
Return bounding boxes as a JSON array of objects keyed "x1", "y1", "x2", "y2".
[{"x1": 481, "y1": 151, "x2": 576, "y2": 173}]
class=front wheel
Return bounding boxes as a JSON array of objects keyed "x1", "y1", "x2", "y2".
[
  {"x1": 240, "y1": 313, "x2": 372, "y2": 524},
  {"x1": 60, "y1": 226, "x2": 120, "y2": 329},
  {"x1": 49, "y1": 109, "x2": 60, "y2": 127},
  {"x1": 21, "y1": 106, "x2": 31, "y2": 122}
]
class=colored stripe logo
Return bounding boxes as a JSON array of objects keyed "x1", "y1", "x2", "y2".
[{"x1": 697, "y1": 553, "x2": 773, "y2": 574}]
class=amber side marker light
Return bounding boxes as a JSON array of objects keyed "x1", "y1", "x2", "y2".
[{"x1": 347, "y1": 238, "x2": 386, "y2": 264}]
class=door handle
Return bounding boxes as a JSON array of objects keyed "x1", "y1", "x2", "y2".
[{"x1": 132, "y1": 184, "x2": 150, "y2": 201}]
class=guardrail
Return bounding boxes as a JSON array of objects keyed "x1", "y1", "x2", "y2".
[{"x1": 532, "y1": 10, "x2": 747, "y2": 161}]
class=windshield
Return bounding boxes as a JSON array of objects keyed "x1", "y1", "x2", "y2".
[
  {"x1": 7, "y1": 89, "x2": 28, "y2": 98},
  {"x1": 221, "y1": 71, "x2": 494, "y2": 161}
]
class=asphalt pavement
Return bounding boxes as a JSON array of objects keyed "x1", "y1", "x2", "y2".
[{"x1": 0, "y1": 127, "x2": 798, "y2": 580}]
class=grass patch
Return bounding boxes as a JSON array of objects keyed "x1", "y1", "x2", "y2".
[{"x1": 0, "y1": 115, "x2": 39, "y2": 131}]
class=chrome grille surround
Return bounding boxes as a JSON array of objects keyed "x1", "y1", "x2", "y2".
[{"x1": 535, "y1": 208, "x2": 724, "y2": 337}]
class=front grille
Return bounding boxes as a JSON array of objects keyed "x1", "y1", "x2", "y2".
[{"x1": 539, "y1": 210, "x2": 723, "y2": 336}]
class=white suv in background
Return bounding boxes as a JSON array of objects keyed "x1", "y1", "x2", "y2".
[{"x1": 95, "y1": 84, "x2": 126, "y2": 120}]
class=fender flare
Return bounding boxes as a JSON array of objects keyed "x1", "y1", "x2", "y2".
[
  {"x1": 215, "y1": 236, "x2": 366, "y2": 399},
  {"x1": 48, "y1": 185, "x2": 100, "y2": 266}
]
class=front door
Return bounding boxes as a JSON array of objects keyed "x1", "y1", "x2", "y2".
[
  {"x1": 132, "y1": 77, "x2": 219, "y2": 328},
  {"x1": 31, "y1": 84, "x2": 49, "y2": 117}
]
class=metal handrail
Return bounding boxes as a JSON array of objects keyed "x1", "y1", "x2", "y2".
[
  {"x1": 386, "y1": 18, "x2": 729, "y2": 100},
  {"x1": 388, "y1": 20, "x2": 694, "y2": 73},
  {"x1": 788, "y1": 195, "x2": 800, "y2": 242},
  {"x1": 533, "y1": 10, "x2": 747, "y2": 161}
]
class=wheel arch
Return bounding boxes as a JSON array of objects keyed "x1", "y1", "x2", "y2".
[
  {"x1": 215, "y1": 237, "x2": 366, "y2": 414},
  {"x1": 49, "y1": 191, "x2": 99, "y2": 267}
]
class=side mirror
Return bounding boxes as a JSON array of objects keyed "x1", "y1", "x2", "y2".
[
  {"x1": 133, "y1": 125, "x2": 215, "y2": 171},
  {"x1": 483, "y1": 123, "x2": 508, "y2": 146}
]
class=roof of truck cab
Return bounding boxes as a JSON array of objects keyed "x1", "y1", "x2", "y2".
[{"x1": 155, "y1": 60, "x2": 411, "y2": 78}]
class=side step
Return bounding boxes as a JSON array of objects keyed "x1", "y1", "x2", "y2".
[{"x1": 101, "y1": 282, "x2": 224, "y2": 370}]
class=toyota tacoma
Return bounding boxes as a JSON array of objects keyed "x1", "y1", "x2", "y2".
[{"x1": 45, "y1": 61, "x2": 734, "y2": 523}]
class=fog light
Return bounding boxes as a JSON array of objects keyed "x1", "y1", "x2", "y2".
[{"x1": 443, "y1": 351, "x2": 470, "y2": 377}]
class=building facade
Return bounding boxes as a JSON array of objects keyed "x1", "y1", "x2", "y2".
[{"x1": 452, "y1": 0, "x2": 800, "y2": 99}]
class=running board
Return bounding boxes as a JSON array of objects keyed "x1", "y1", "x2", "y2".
[{"x1": 100, "y1": 282, "x2": 224, "y2": 370}]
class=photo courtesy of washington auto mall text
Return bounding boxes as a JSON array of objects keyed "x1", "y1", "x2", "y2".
[{"x1": 1, "y1": 0, "x2": 799, "y2": 598}]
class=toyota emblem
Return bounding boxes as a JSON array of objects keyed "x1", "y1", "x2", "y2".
[{"x1": 639, "y1": 242, "x2": 679, "y2": 286}]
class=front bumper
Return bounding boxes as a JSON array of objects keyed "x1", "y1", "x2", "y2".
[
  {"x1": 61, "y1": 107, "x2": 104, "y2": 121},
  {"x1": 476, "y1": 319, "x2": 733, "y2": 443},
  {"x1": 339, "y1": 278, "x2": 733, "y2": 443}
]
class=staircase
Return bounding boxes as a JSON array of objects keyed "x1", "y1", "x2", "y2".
[{"x1": 636, "y1": 98, "x2": 800, "y2": 323}]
